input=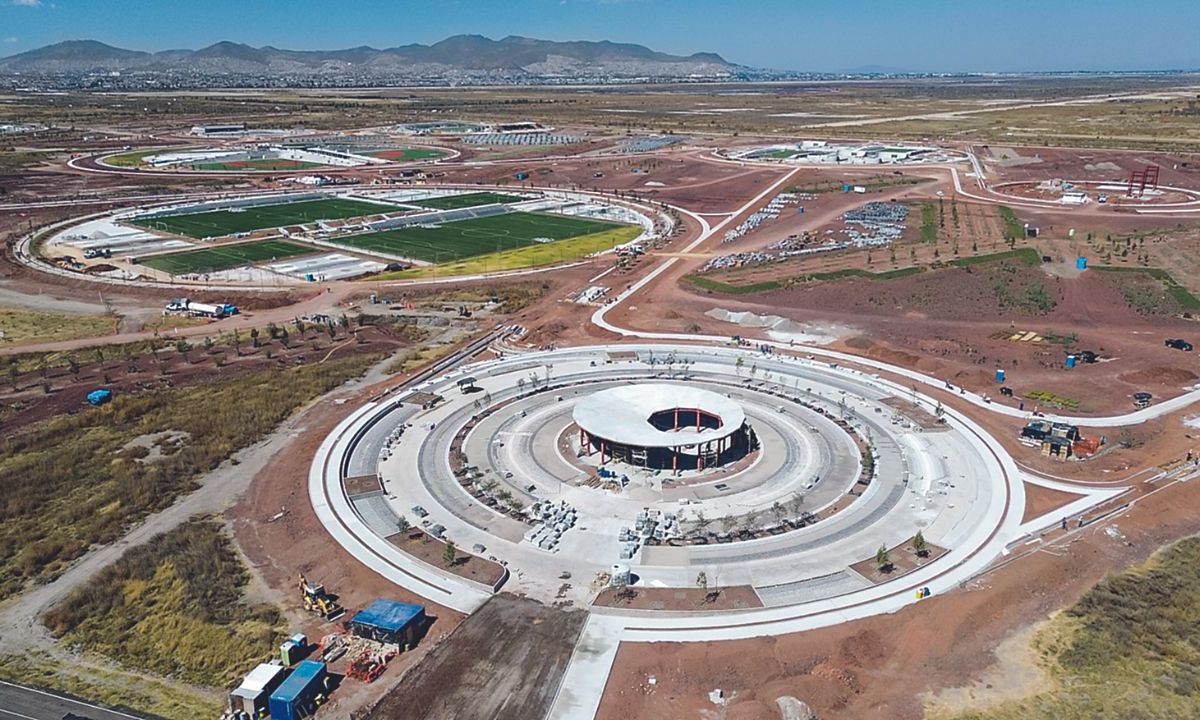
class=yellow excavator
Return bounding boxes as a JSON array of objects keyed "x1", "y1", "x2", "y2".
[{"x1": 298, "y1": 574, "x2": 345, "y2": 621}]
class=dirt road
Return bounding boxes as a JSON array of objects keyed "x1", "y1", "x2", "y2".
[{"x1": 364, "y1": 594, "x2": 586, "y2": 720}]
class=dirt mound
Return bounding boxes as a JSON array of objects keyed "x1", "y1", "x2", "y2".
[
  {"x1": 751, "y1": 263, "x2": 1064, "y2": 323},
  {"x1": 1118, "y1": 366, "x2": 1199, "y2": 386},
  {"x1": 866, "y1": 346, "x2": 924, "y2": 370},
  {"x1": 364, "y1": 594, "x2": 586, "y2": 720},
  {"x1": 843, "y1": 336, "x2": 874, "y2": 351}
]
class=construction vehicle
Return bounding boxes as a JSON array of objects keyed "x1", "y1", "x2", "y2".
[{"x1": 298, "y1": 574, "x2": 345, "y2": 621}]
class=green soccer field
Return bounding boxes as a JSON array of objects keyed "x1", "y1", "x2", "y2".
[
  {"x1": 137, "y1": 240, "x2": 317, "y2": 275},
  {"x1": 411, "y1": 192, "x2": 527, "y2": 210},
  {"x1": 364, "y1": 148, "x2": 448, "y2": 161},
  {"x1": 132, "y1": 198, "x2": 396, "y2": 238},
  {"x1": 191, "y1": 159, "x2": 324, "y2": 171},
  {"x1": 330, "y1": 211, "x2": 627, "y2": 263}
]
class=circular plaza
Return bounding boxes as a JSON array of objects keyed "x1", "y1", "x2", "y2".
[{"x1": 305, "y1": 341, "x2": 1123, "y2": 637}]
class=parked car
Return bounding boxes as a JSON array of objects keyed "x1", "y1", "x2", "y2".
[
  {"x1": 411, "y1": 505, "x2": 429, "y2": 518},
  {"x1": 1166, "y1": 338, "x2": 1194, "y2": 351}
]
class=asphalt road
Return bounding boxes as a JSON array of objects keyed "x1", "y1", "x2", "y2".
[{"x1": 0, "y1": 680, "x2": 148, "y2": 720}]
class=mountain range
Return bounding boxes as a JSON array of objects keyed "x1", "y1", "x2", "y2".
[{"x1": 0, "y1": 36, "x2": 739, "y2": 80}]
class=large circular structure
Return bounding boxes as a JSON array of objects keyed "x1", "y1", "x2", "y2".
[
  {"x1": 571, "y1": 383, "x2": 754, "y2": 470},
  {"x1": 310, "y1": 342, "x2": 1128, "y2": 638}
]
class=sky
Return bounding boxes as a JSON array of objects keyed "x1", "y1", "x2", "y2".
[{"x1": 1, "y1": 0, "x2": 1198, "y2": 73}]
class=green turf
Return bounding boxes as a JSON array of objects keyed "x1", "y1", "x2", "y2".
[
  {"x1": 105, "y1": 147, "x2": 200, "y2": 168},
  {"x1": 411, "y1": 192, "x2": 526, "y2": 210},
  {"x1": 752, "y1": 148, "x2": 802, "y2": 159},
  {"x1": 365, "y1": 148, "x2": 448, "y2": 161},
  {"x1": 331, "y1": 211, "x2": 626, "y2": 263},
  {"x1": 192, "y1": 159, "x2": 323, "y2": 171},
  {"x1": 132, "y1": 198, "x2": 395, "y2": 238},
  {"x1": 137, "y1": 240, "x2": 316, "y2": 275}
]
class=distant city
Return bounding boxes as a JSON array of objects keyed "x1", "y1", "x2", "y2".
[{"x1": 0, "y1": 37, "x2": 1194, "y2": 90}]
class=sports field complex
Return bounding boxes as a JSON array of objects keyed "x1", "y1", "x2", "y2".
[
  {"x1": 136, "y1": 239, "x2": 316, "y2": 275},
  {"x1": 411, "y1": 191, "x2": 527, "y2": 210},
  {"x1": 47, "y1": 189, "x2": 655, "y2": 282},
  {"x1": 132, "y1": 198, "x2": 397, "y2": 238},
  {"x1": 331, "y1": 211, "x2": 628, "y2": 263}
]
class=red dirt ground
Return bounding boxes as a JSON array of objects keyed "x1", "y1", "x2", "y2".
[
  {"x1": 596, "y1": 454, "x2": 1200, "y2": 720},
  {"x1": 594, "y1": 585, "x2": 763, "y2": 611},
  {"x1": 228, "y1": 367, "x2": 469, "y2": 714}
]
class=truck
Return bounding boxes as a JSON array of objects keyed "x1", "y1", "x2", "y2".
[{"x1": 165, "y1": 299, "x2": 238, "y2": 319}]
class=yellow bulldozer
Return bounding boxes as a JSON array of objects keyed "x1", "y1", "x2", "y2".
[{"x1": 298, "y1": 574, "x2": 345, "y2": 621}]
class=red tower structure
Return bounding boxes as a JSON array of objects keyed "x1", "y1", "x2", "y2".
[{"x1": 1126, "y1": 165, "x2": 1161, "y2": 197}]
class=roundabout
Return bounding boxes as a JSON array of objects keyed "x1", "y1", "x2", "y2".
[{"x1": 311, "y1": 342, "x2": 1125, "y2": 636}]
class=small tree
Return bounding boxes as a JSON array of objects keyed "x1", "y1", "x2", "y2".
[
  {"x1": 875, "y1": 545, "x2": 892, "y2": 573},
  {"x1": 912, "y1": 531, "x2": 928, "y2": 558},
  {"x1": 443, "y1": 539, "x2": 457, "y2": 567},
  {"x1": 696, "y1": 571, "x2": 708, "y2": 593},
  {"x1": 396, "y1": 516, "x2": 411, "y2": 534}
]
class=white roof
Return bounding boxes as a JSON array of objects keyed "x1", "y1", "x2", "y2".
[
  {"x1": 233, "y1": 663, "x2": 286, "y2": 697},
  {"x1": 572, "y1": 384, "x2": 744, "y2": 449}
]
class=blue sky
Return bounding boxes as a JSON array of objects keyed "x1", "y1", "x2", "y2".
[{"x1": 1, "y1": 0, "x2": 1197, "y2": 72}]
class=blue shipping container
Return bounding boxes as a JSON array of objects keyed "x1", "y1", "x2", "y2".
[{"x1": 269, "y1": 660, "x2": 327, "y2": 720}]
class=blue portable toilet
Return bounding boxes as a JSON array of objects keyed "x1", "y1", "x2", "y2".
[
  {"x1": 842, "y1": 183, "x2": 851, "y2": 193},
  {"x1": 1065, "y1": 354, "x2": 1077, "y2": 369},
  {"x1": 86, "y1": 388, "x2": 112, "y2": 406},
  {"x1": 995, "y1": 368, "x2": 1006, "y2": 383},
  {"x1": 268, "y1": 660, "x2": 327, "y2": 720},
  {"x1": 798, "y1": 206, "x2": 805, "y2": 214},
  {"x1": 1076, "y1": 256, "x2": 1088, "y2": 270}
]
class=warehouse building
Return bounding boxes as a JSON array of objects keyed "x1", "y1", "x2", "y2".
[{"x1": 348, "y1": 598, "x2": 427, "y2": 647}]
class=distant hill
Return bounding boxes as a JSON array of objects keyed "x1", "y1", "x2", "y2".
[{"x1": 0, "y1": 36, "x2": 739, "y2": 80}]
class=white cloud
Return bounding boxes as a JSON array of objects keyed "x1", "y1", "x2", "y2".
[
  {"x1": 3, "y1": 37, "x2": 18, "y2": 44},
  {"x1": 10, "y1": 0, "x2": 42, "y2": 7}
]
